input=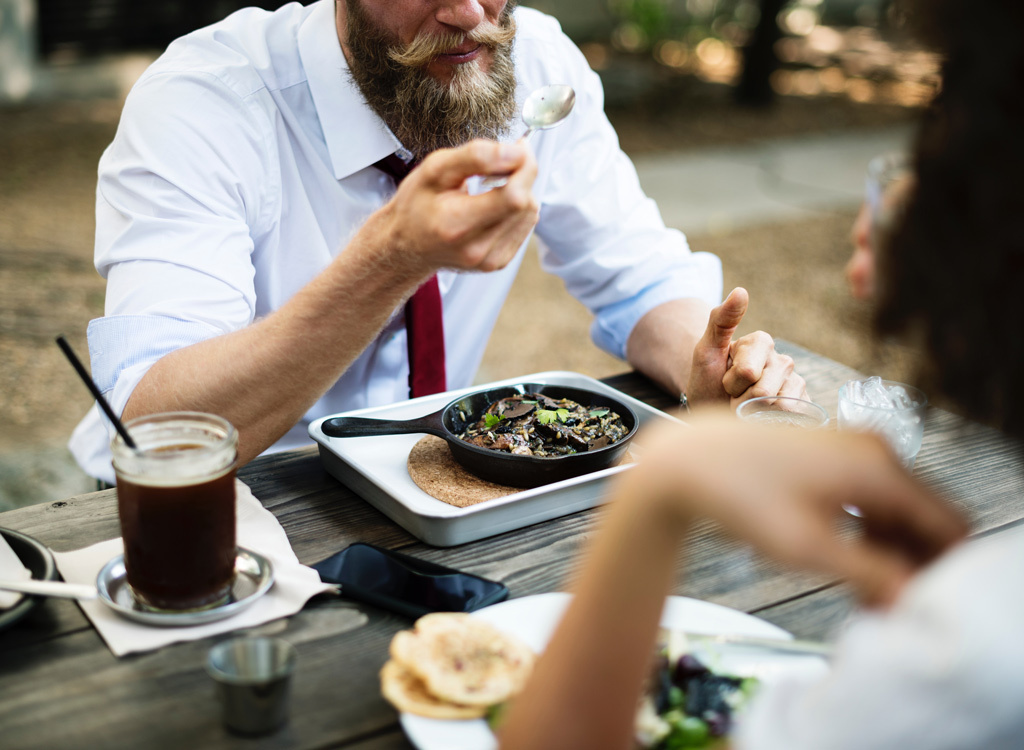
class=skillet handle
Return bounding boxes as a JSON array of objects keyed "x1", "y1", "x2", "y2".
[{"x1": 320, "y1": 410, "x2": 447, "y2": 439}]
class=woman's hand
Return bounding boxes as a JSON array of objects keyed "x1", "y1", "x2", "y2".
[{"x1": 631, "y1": 412, "x2": 968, "y2": 607}]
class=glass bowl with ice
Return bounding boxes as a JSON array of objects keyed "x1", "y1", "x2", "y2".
[{"x1": 838, "y1": 377, "x2": 928, "y2": 468}]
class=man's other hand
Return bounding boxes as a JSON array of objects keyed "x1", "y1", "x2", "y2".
[{"x1": 687, "y1": 287, "x2": 808, "y2": 407}]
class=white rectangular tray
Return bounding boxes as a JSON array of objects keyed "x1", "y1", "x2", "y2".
[{"x1": 308, "y1": 371, "x2": 679, "y2": 546}]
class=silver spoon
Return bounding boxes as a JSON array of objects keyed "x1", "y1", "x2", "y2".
[
  {"x1": 480, "y1": 84, "x2": 576, "y2": 189},
  {"x1": 0, "y1": 578, "x2": 97, "y2": 600}
]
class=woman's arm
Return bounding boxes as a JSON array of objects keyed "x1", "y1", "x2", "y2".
[
  {"x1": 499, "y1": 415, "x2": 966, "y2": 750},
  {"x1": 498, "y1": 461, "x2": 687, "y2": 750}
]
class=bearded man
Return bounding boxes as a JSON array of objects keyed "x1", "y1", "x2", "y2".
[{"x1": 70, "y1": 0, "x2": 805, "y2": 483}]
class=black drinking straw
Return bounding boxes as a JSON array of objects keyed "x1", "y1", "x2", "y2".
[{"x1": 55, "y1": 335, "x2": 138, "y2": 450}]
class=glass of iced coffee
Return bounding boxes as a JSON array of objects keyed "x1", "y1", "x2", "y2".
[{"x1": 111, "y1": 412, "x2": 238, "y2": 612}]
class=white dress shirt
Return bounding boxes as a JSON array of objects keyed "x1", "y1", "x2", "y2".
[
  {"x1": 736, "y1": 526, "x2": 1024, "y2": 749},
  {"x1": 69, "y1": 0, "x2": 722, "y2": 482}
]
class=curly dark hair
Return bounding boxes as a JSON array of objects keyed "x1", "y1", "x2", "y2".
[{"x1": 876, "y1": 0, "x2": 1024, "y2": 437}]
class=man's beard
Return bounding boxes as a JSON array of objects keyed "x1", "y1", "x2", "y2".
[{"x1": 344, "y1": 0, "x2": 518, "y2": 160}]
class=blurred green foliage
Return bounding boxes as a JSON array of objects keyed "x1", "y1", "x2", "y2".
[
  {"x1": 608, "y1": 0, "x2": 760, "y2": 52},
  {"x1": 609, "y1": 0, "x2": 675, "y2": 41}
]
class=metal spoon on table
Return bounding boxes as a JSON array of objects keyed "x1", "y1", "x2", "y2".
[
  {"x1": 480, "y1": 83, "x2": 576, "y2": 190},
  {"x1": 0, "y1": 578, "x2": 97, "y2": 600}
]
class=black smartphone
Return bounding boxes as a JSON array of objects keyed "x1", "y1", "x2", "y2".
[{"x1": 311, "y1": 543, "x2": 509, "y2": 619}]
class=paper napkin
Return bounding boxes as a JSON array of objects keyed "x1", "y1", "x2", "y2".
[
  {"x1": 53, "y1": 481, "x2": 334, "y2": 657},
  {"x1": 0, "y1": 532, "x2": 33, "y2": 609}
]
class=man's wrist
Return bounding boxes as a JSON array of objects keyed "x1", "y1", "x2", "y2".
[{"x1": 345, "y1": 205, "x2": 434, "y2": 288}]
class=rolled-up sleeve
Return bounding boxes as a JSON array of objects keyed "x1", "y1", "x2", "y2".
[
  {"x1": 88, "y1": 313, "x2": 227, "y2": 419},
  {"x1": 89, "y1": 62, "x2": 276, "y2": 406}
]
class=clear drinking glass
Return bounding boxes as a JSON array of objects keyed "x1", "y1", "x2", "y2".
[
  {"x1": 838, "y1": 378, "x2": 928, "y2": 469},
  {"x1": 736, "y1": 396, "x2": 830, "y2": 429},
  {"x1": 110, "y1": 412, "x2": 238, "y2": 611}
]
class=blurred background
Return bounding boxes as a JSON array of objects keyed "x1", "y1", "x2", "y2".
[{"x1": 0, "y1": 0, "x2": 929, "y2": 510}]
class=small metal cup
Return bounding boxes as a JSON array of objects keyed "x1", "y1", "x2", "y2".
[{"x1": 207, "y1": 636, "x2": 297, "y2": 736}]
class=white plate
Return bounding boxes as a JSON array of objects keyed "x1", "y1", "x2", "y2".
[{"x1": 400, "y1": 592, "x2": 829, "y2": 750}]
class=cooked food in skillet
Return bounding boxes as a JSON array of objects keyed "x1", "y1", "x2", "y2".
[{"x1": 458, "y1": 392, "x2": 629, "y2": 457}]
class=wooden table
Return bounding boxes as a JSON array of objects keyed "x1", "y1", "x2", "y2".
[{"x1": 1, "y1": 342, "x2": 1021, "y2": 750}]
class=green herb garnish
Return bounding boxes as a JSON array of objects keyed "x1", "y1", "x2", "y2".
[
  {"x1": 536, "y1": 408, "x2": 570, "y2": 425},
  {"x1": 483, "y1": 413, "x2": 505, "y2": 429},
  {"x1": 486, "y1": 702, "x2": 508, "y2": 730},
  {"x1": 589, "y1": 408, "x2": 610, "y2": 418}
]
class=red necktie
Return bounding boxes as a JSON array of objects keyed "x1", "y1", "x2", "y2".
[{"x1": 373, "y1": 154, "x2": 447, "y2": 398}]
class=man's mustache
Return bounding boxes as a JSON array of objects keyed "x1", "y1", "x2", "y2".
[{"x1": 389, "y1": 18, "x2": 517, "y2": 68}]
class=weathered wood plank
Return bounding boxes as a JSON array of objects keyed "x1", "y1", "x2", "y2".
[
  {"x1": 0, "y1": 600, "x2": 406, "y2": 750},
  {"x1": 340, "y1": 729, "x2": 415, "y2": 750},
  {"x1": 0, "y1": 593, "x2": 92, "y2": 654},
  {"x1": 388, "y1": 509, "x2": 833, "y2": 614},
  {"x1": 0, "y1": 488, "x2": 121, "y2": 551},
  {"x1": 750, "y1": 584, "x2": 855, "y2": 642}
]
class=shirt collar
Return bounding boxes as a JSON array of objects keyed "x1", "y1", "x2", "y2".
[{"x1": 299, "y1": 0, "x2": 402, "y2": 180}]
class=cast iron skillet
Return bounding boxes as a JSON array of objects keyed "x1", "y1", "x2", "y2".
[{"x1": 320, "y1": 383, "x2": 639, "y2": 489}]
